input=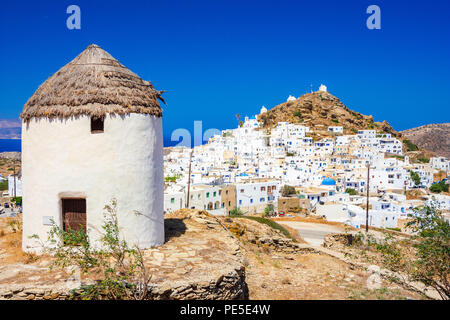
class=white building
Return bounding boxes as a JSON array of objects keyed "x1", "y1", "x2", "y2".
[
  {"x1": 328, "y1": 126, "x2": 343, "y2": 134},
  {"x1": 8, "y1": 174, "x2": 23, "y2": 197},
  {"x1": 430, "y1": 157, "x2": 450, "y2": 173},
  {"x1": 21, "y1": 44, "x2": 165, "y2": 253},
  {"x1": 235, "y1": 179, "x2": 280, "y2": 213}
]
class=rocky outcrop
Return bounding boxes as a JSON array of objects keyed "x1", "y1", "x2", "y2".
[
  {"x1": 0, "y1": 209, "x2": 249, "y2": 300},
  {"x1": 258, "y1": 91, "x2": 398, "y2": 137}
]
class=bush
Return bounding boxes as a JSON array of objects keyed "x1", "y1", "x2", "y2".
[
  {"x1": 366, "y1": 206, "x2": 449, "y2": 299},
  {"x1": 164, "y1": 174, "x2": 181, "y2": 182},
  {"x1": 410, "y1": 171, "x2": 421, "y2": 186},
  {"x1": 281, "y1": 185, "x2": 296, "y2": 197},
  {"x1": 345, "y1": 188, "x2": 357, "y2": 196},
  {"x1": 417, "y1": 157, "x2": 430, "y2": 164},
  {"x1": 293, "y1": 110, "x2": 303, "y2": 122},
  {"x1": 403, "y1": 139, "x2": 419, "y2": 152},
  {"x1": 406, "y1": 206, "x2": 450, "y2": 299},
  {"x1": 0, "y1": 179, "x2": 8, "y2": 191},
  {"x1": 35, "y1": 199, "x2": 152, "y2": 300},
  {"x1": 230, "y1": 207, "x2": 243, "y2": 217},
  {"x1": 263, "y1": 204, "x2": 274, "y2": 217},
  {"x1": 12, "y1": 196, "x2": 22, "y2": 206},
  {"x1": 430, "y1": 181, "x2": 449, "y2": 194},
  {"x1": 236, "y1": 216, "x2": 295, "y2": 241}
]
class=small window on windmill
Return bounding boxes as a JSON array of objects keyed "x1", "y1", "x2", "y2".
[{"x1": 91, "y1": 117, "x2": 104, "y2": 133}]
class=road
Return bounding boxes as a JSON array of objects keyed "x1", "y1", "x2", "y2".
[{"x1": 277, "y1": 221, "x2": 344, "y2": 247}]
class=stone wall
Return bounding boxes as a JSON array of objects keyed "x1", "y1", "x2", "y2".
[{"x1": 0, "y1": 267, "x2": 248, "y2": 300}]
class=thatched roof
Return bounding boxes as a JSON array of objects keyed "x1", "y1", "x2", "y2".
[{"x1": 20, "y1": 44, "x2": 164, "y2": 121}]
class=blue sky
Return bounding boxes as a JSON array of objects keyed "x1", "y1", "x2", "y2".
[{"x1": 0, "y1": 0, "x2": 449, "y2": 143}]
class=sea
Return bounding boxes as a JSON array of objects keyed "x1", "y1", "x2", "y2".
[
  {"x1": 0, "y1": 139, "x2": 21, "y2": 152},
  {"x1": 0, "y1": 138, "x2": 186, "y2": 153}
]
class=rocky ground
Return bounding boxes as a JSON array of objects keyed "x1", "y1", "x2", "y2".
[
  {"x1": 0, "y1": 211, "x2": 426, "y2": 300},
  {"x1": 0, "y1": 211, "x2": 247, "y2": 300},
  {"x1": 218, "y1": 216, "x2": 423, "y2": 300}
]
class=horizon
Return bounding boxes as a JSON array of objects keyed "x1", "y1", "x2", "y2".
[{"x1": 1, "y1": 0, "x2": 449, "y2": 146}]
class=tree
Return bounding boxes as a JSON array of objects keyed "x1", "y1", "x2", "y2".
[
  {"x1": 345, "y1": 188, "x2": 357, "y2": 196},
  {"x1": 410, "y1": 171, "x2": 421, "y2": 186},
  {"x1": 430, "y1": 181, "x2": 449, "y2": 194},
  {"x1": 235, "y1": 113, "x2": 240, "y2": 128},
  {"x1": 353, "y1": 205, "x2": 449, "y2": 299},
  {"x1": 281, "y1": 185, "x2": 296, "y2": 197},
  {"x1": 406, "y1": 206, "x2": 450, "y2": 299}
]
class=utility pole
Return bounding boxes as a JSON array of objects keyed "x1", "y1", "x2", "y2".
[
  {"x1": 186, "y1": 149, "x2": 193, "y2": 209},
  {"x1": 365, "y1": 162, "x2": 370, "y2": 233}
]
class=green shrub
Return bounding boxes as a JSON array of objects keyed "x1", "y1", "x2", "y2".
[
  {"x1": 345, "y1": 188, "x2": 357, "y2": 196},
  {"x1": 410, "y1": 171, "x2": 421, "y2": 186},
  {"x1": 235, "y1": 216, "x2": 295, "y2": 241},
  {"x1": 430, "y1": 181, "x2": 449, "y2": 193},
  {"x1": 263, "y1": 204, "x2": 274, "y2": 217},
  {"x1": 164, "y1": 174, "x2": 182, "y2": 182},
  {"x1": 12, "y1": 196, "x2": 22, "y2": 206},
  {"x1": 293, "y1": 110, "x2": 303, "y2": 122},
  {"x1": 281, "y1": 185, "x2": 296, "y2": 197},
  {"x1": 230, "y1": 207, "x2": 244, "y2": 217},
  {"x1": 34, "y1": 199, "x2": 152, "y2": 300},
  {"x1": 403, "y1": 139, "x2": 419, "y2": 151},
  {"x1": 0, "y1": 179, "x2": 8, "y2": 191}
]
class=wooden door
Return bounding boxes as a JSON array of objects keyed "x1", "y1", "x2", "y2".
[{"x1": 62, "y1": 199, "x2": 86, "y2": 233}]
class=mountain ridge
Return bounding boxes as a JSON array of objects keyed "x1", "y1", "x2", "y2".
[{"x1": 401, "y1": 123, "x2": 450, "y2": 158}]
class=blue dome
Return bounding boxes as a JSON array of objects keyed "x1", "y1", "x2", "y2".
[{"x1": 321, "y1": 178, "x2": 336, "y2": 186}]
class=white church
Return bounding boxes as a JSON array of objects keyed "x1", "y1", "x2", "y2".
[{"x1": 20, "y1": 44, "x2": 165, "y2": 252}]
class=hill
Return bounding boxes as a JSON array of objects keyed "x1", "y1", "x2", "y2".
[
  {"x1": 401, "y1": 123, "x2": 450, "y2": 158},
  {"x1": 258, "y1": 91, "x2": 399, "y2": 138}
]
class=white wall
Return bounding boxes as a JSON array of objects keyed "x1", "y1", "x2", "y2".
[
  {"x1": 22, "y1": 113, "x2": 164, "y2": 252},
  {"x1": 8, "y1": 175, "x2": 23, "y2": 197}
]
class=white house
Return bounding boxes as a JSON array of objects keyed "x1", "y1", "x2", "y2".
[
  {"x1": 430, "y1": 157, "x2": 450, "y2": 173},
  {"x1": 328, "y1": 126, "x2": 343, "y2": 134},
  {"x1": 235, "y1": 179, "x2": 280, "y2": 213},
  {"x1": 8, "y1": 174, "x2": 23, "y2": 197}
]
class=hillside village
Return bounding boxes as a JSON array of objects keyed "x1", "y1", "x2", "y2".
[
  {"x1": 164, "y1": 86, "x2": 450, "y2": 231},
  {"x1": 0, "y1": 46, "x2": 447, "y2": 300}
]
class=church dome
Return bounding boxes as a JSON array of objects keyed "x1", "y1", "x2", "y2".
[{"x1": 321, "y1": 177, "x2": 336, "y2": 185}]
